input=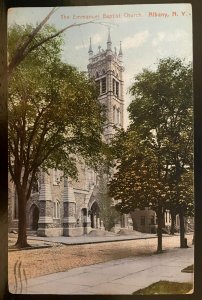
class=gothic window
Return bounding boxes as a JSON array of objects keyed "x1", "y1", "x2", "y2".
[
  {"x1": 96, "y1": 71, "x2": 99, "y2": 78},
  {"x1": 53, "y1": 200, "x2": 60, "y2": 218},
  {"x1": 117, "y1": 108, "x2": 120, "y2": 124},
  {"x1": 32, "y1": 178, "x2": 39, "y2": 193},
  {"x1": 116, "y1": 81, "x2": 119, "y2": 97},
  {"x1": 53, "y1": 169, "x2": 61, "y2": 185},
  {"x1": 102, "y1": 69, "x2": 105, "y2": 74},
  {"x1": 113, "y1": 78, "x2": 119, "y2": 97},
  {"x1": 113, "y1": 79, "x2": 116, "y2": 94},
  {"x1": 101, "y1": 77, "x2": 106, "y2": 94},
  {"x1": 95, "y1": 79, "x2": 100, "y2": 94},
  {"x1": 113, "y1": 106, "x2": 116, "y2": 123}
]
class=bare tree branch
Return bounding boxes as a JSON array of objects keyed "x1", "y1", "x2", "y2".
[
  {"x1": 8, "y1": 7, "x2": 57, "y2": 75},
  {"x1": 8, "y1": 5, "x2": 114, "y2": 77},
  {"x1": 26, "y1": 20, "x2": 98, "y2": 55}
]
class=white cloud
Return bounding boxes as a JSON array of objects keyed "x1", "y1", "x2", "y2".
[
  {"x1": 75, "y1": 33, "x2": 102, "y2": 50},
  {"x1": 152, "y1": 32, "x2": 166, "y2": 47},
  {"x1": 152, "y1": 30, "x2": 188, "y2": 47},
  {"x1": 122, "y1": 30, "x2": 149, "y2": 50},
  {"x1": 151, "y1": 29, "x2": 192, "y2": 60}
]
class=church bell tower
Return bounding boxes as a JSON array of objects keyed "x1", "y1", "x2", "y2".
[{"x1": 87, "y1": 29, "x2": 124, "y2": 143}]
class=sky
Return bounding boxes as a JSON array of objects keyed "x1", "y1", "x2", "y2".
[{"x1": 8, "y1": 4, "x2": 192, "y2": 128}]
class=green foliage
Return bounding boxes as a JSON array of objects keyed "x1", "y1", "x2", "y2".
[
  {"x1": 8, "y1": 24, "x2": 105, "y2": 194},
  {"x1": 109, "y1": 129, "x2": 170, "y2": 214},
  {"x1": 109, "y1": 57, "x2": 193, "y2": 218},
  {"x1": 133, "y1": 281, "x2": 193, "y2": 295},
  {"x1": 167, "y1": 169, "x2": 194, "y2": 217},
  {"x1": 97, "y1": 172, "x2": 120, "y2": 231}
]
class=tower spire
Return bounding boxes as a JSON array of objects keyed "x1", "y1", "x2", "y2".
[
  {"x1": 88, "y1": 37, "x2": 93, "y2": 56},
  {"x1": 107, "y1": 28, "x2": 112, "y2": 51},
  {"x1": 118, "y1": 41, "x2": 123, "y2": 57}
]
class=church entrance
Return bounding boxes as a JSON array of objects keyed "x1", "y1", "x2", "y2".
[
  {"x1": 30, "y1": 204, "x2": 39, "y2": 230},
  {"x1": 90, "y1": 201, "x2": 100, "y2": 229}
]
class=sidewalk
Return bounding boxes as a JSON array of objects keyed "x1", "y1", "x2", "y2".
[
  {"x1": 27, "y1": 232, "x2": 183, "y2": 245},
  {"x1": 10, "y1": 246, "x2": 194, "y2": 295}
]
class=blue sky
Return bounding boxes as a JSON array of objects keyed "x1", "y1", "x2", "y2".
[{"x1": 8, "y1": 4, "x2": 192, "y2": 127}]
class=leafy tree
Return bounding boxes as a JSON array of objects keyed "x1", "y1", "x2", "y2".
[
  {"x1": 109, "y1": 129, "x2": 171, "y2": 253},
  {"x1": 167, "y1": 169, "x2": 194, "y2": 243},
  {"x1": 109, "y1": 57, "x2": 193, "y2": 252},
  {"x1": 8, "y1": 24, "x2": 105, "y2": 248},
  {"x1": 97, "y1": 170, "x2": 120, "y2": 231},
  {"x1": 129, "y1": 57, "x2": 193, "y2": 248},
  {"x1": 8, "y1": 7, "x2": 106, "y2": 76}
]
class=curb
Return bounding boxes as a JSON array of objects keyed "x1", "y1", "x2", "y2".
[{"x1": 8, "y1": 245, "x2": 53, "y2": 251}]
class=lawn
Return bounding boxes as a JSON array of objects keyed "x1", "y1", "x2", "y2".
[
  {"x1": 133, "y1": 280, "x2": 193, "y2": 295},
  {"x1": 181, "y1": 264, "x2": 194, "y2": 273}
]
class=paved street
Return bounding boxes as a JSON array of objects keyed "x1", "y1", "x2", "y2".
[{"x1": 10, "y1": 245, "x2": 193, "y2": 295}]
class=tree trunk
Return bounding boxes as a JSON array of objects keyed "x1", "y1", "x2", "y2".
[
  {"x1": 179, "y1": 208, "x2": 188, "y2": 248},
  {"x1": 15, "y1": 191, "x2": 30, "y2": 248},
  {"x1": 156, "y1": 207, "x2": 164, "y2": 253},
  {"x1": 170, "y1": 210, "x2": 176, "y2": 235}
]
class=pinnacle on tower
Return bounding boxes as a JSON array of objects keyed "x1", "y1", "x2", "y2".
[
  {"x1": 107, "y1": 28, "x2": 112, "y2": 51},
  {"x1": 118, "y1": 41, "x2": 123, "y2": 57},
  {"x1": 114, "y1": 46, "x2": 117, "y2": 55},
  {"x1": 88, "y1": 37, "x2": 93, "y2": 55}
]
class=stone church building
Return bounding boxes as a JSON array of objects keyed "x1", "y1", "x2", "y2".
[{"x1": 8, "y1": 31, "x2": 177, "y2": 236}]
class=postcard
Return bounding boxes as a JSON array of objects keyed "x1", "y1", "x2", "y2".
[{"x1": 7, "y1": 3, "x2": 193, "y2": 295}]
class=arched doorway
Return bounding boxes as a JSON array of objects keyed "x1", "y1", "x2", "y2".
[
  {"x1": 90, "y1": 201, "x2": 100, "y2": 229},
  {"x1": 30, "y1": 204, "x2": 39, "y2": 230}
]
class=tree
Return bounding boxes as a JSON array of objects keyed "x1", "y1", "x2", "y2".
[
  {"x1": 109, "y1": 129, "x2": 171, "y2": 253},
  {"x1": 167, "y1": 169, "x2": 194, "y2": 245},
  {"x1": 97, "y1": 169, "x2": 120, "y2": 231},
  {"x1": 129, "y1": 57, "x2": 193, "y2": 248},
  {"x1": 8, "y1": 7, "x2": 107, "y2": 76},
  {"x1": 8, "y1": 24, "x2": 105, "y2": 248},
  {"x1": 109, "y1": 57, "x2": 193, "y2": 252}
]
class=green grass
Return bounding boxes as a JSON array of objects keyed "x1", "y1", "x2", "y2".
[
  {"x1": 181, "y1": 264, "x2": 194, "y2": 273},
  {"x1": 133, "y1": 281, "x2": 193, "y2": 295}
]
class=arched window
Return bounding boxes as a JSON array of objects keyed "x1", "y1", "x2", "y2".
[
  {"x1": 102, "y1": 69, "x2": 105, "y2": 74},
  {"x1": 113, "y1": 106, "x2": 116, "y2": 123},
  {"x1": 32, "y1": 178, "x2": 39, "y2": 193},
  {"x1": 113, "y1": 79, "x2": 116, "y2": 94},
  {"x1": 116, "y1": 81, "x2": 119, "y2": 97},
  {"x1": 113, "y1": 78, "x2": 119, "y2": 97},
  {"x1": 117, "y1": 108, "x2": 120, "y2": 124},
  {"x1": 53, "y1": 200, "x2": 60, "y2": 218},
  {"x1": 96, "y1": 71, "x2": 99, "y2": 78},
  {"x1": 53, "y1": 169, "x2": 61, "y2": 185},
  {"x1": 101, "y1": 77, "x2": 106, "y2": 94}
]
